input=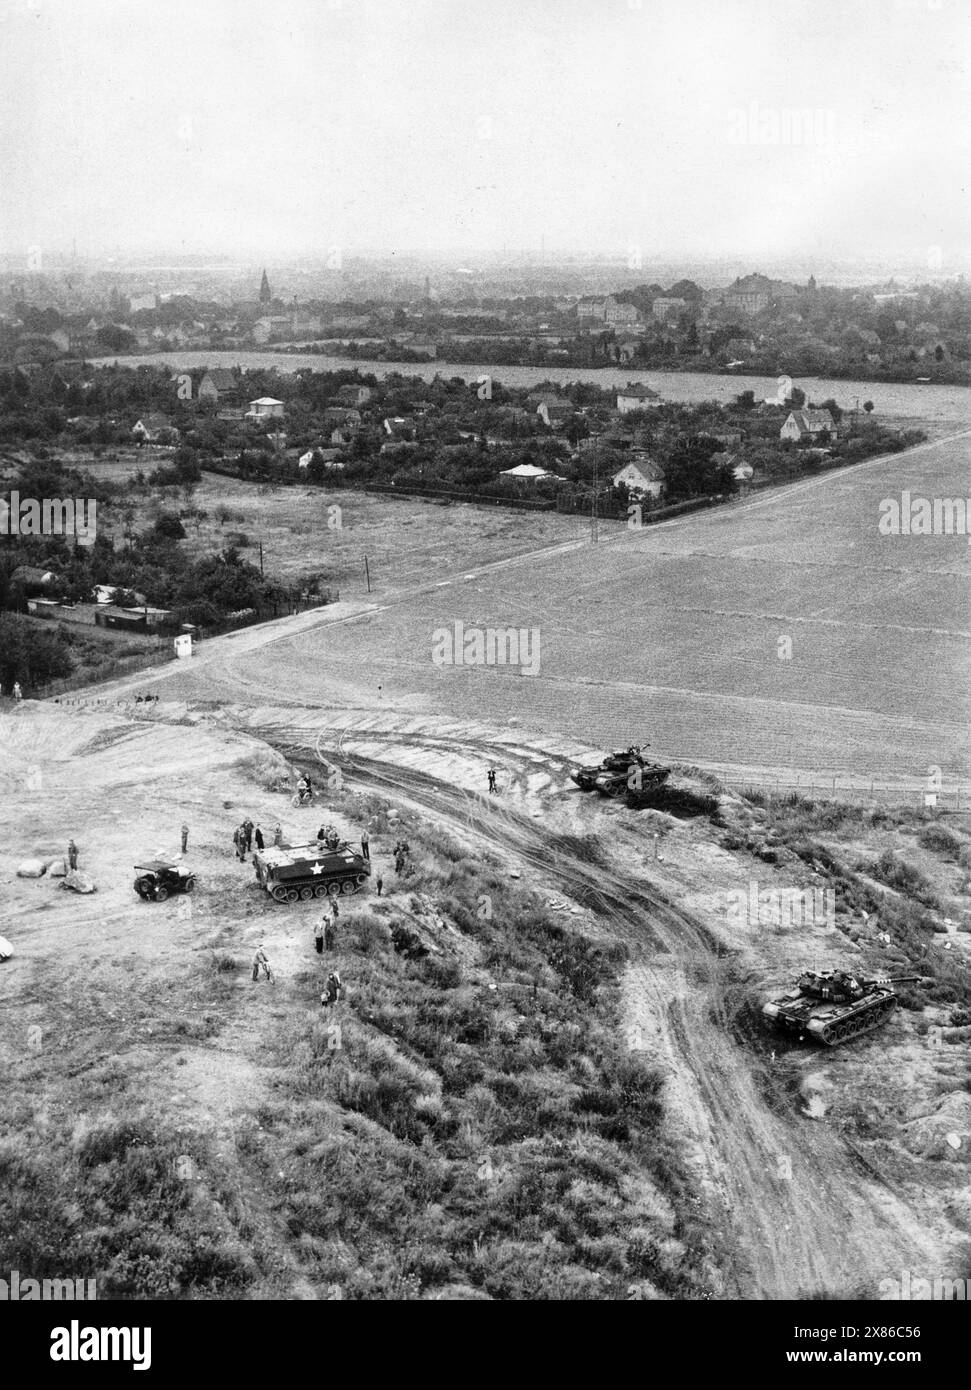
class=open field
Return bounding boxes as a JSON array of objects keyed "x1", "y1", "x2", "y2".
[
  {"x1": 180, "y1": 475, "x2": 587, "y2": 596},
  {"x1": 69, "y1": 455, "x2": 589, "y2": 598},
  {"x1": 111, "y1": 429, "x2": 971, "y2": 788}
]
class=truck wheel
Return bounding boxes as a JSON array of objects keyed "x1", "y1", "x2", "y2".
[
  {"x1": 314, "y1": 884, "x2": 329, "y2": 898},
  {"x1": 327, "y1": 883, "x2": 341, "y2": 897},
  {"x1": 340, "y1": 880, "x2": 356, "y2": 894},
  {"x1": 184, "y1": 877, "x2": 195, "y2": 893},
  {"x1": 299, "y1": 887, "x2": 314, "y2": 901},
  {"x1": 286, "y1": 888, "x2": 300, "y2": 903},
  {"x1": 271, "y1": 885, "x2": 288, "y2": 902},
  {"x1": 156, "y1": 886, "x2": 169, "y2": 902}
]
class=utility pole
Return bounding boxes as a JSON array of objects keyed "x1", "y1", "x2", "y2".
[
  {"x1": 364, "y1": 555, "x2": 371, "y2": 593},
  {"x1": 258, "y1": 540, "x2": 264, "y2": 576},
  {"x1": 591, "y1": 435, "x2": 599, "y2": 544}
]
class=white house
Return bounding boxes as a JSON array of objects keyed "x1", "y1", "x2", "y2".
[
  {"x1": 131, "y1": 413, "x2": 178, "y2": 443},
  {"x1": 500, "y1": 463, "x2": 558, "y2": 483},
  {"x1": 247, "y1": 397, "x2": 285, "y2": 420},
  {"x1": 780, "y1": 408, "x2": 835, "y2": 442},
  {"x1": 612, "y1": 458, "x2": 664, "y2": 500},
  {"x1": 616, "y1": 384, "x2": 662, "y2": 413},
  {"x1": 298, "y1": 448, "x2": 343, "y2": 470}
]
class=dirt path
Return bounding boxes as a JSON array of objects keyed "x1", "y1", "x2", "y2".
[{"x1": 253, "y1": 718, "x2": 945, "y2": 1299}]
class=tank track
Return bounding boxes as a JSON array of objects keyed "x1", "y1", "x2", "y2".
[{"x1": 810, "y1": 996, "x2": 897, "y2": 1045}]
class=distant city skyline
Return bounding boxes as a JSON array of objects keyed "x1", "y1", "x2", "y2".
[{"x1": 1, "y1": 0, "x2": 968, "y2": 273}]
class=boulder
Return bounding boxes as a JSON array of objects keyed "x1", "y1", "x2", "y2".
[
  {"x1": 0, "y1": 935, "x2": 12, "y2": 962},
  {"x1": 61, "y1": 870, "x2": 96, "y2": 894},
  {"x1": 16, "y1": 858, "x2": 47, "y2": 878},
  {"x1": 47, "y1": 859, "x2": 67, "y2": 878}
]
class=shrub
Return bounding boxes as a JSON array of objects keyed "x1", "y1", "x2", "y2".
[
  {"x1": 869, "y1": 850, "x2": 941, "y2": 908},
  {"x1": 918, "y1": 825, "x2": 962, "y2": 859}
]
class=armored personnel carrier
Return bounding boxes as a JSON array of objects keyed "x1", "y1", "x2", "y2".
[
  {"x1": 762, "y1": 969, "x2": 921, "y2": 1046},
  {"x1": 253, "y1": 841, "x2": 371, "y2": 904}
]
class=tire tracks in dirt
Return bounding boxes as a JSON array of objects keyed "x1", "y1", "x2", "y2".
[{"x1": 260, "y1": 727, "x2": 943, "y2": 1298}]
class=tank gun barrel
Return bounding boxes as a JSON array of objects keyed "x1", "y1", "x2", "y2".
[{"x1": 866, "y1": 975, "x2": 922, "y2": 985}]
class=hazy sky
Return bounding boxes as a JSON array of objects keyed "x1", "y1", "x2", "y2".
[{"x1": 1, "y1": 0, "x2": 968, "y2": 268}]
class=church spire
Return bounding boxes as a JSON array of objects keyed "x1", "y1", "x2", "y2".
[{"x1": 259, "y1": 268, "x2": 272, "y2": 304}]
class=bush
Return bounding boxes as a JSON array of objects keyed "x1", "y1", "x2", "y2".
[
  {"x1": 152, "y1": 513, "x2": 186, "y2": 541},
  {"x1": 918, "y1": 825, "x2": 962, "y2": 860},
  {"x1": 870, "y1": 850, "x2": 941, "y2": 908},
  {"x1": 0, "y1": 613, "x2": 74, "y2": 688}
]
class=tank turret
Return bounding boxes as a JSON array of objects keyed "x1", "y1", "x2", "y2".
[{"x1": 763, "y1": 969, "x2": 922, "y2": 1046}]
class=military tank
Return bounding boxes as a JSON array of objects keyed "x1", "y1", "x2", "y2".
[
  {"x1": 762, "y1": 970, "x2": 921, "y2": 1046},
  {"x1": 571, "y1": 745, "x2": 670, "y2": 797}
]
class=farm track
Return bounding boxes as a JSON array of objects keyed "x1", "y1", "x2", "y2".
[{"x1": 263, "y1": 727, "x2": 941, "y2": 1298}]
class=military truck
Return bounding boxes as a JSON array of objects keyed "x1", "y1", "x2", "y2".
[
  {"x1": 253, "y1": 841, "x2": 371, "y2": 903},
  {"x1": 133, "y1": 861, "x2": 196, "y2": 901}
]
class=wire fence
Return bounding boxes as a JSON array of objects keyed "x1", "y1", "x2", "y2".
[{"x1": 718, "y1": 774, "x2": 971, "y2": 813}]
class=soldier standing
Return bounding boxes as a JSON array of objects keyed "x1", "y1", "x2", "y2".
[
  {"x1": 321, "y1": 970, "x2": 341, "y2": 1007},
  {"x1": 181, "y1": 823, "x2": 189, "y2": 855},
  {"x1": 67, "y1": 839, "x2": 79, "y2": 870}
]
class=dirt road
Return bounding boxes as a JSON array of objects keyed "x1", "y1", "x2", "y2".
[{"x1": 248, "y1": 712, "x2": 948, "y2": 1299}]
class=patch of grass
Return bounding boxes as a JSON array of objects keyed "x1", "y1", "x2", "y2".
[
  {"x1": 867, "y1": 850, "x2": 941, "y2": 908},
  {"x1": 243, "y1": 850, "x2": 720, "y2": 1299},
  {"x1": 918, "y1": 824, "x2": 963, "y2": 860},
  {"x1": 0, "y1": 1114, "x2": 263, "y2": 1297}
]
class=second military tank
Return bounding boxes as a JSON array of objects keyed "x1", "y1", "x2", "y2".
[
  {"x1": 762, "y1": 969, "x2": 921, "y2": 1046},
  {"x1": 571, "y1": 744, "x2": 670, "y2": 797}
]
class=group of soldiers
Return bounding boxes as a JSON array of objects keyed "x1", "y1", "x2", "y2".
[
  {"x1": 252, "y1": 900, "x2": 342, "y2": 1008},
  {"x1": 233, "y1": 819, "x2": 285, "y2": 861},
  {"x1": 248, "y1": 811, "x2": 408, "y2": 1008}
]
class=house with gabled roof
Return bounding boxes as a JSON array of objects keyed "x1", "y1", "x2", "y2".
[
  {"x1": 616, "y1": 383, "x2": 662, "y2": 413},
  {"x1": 612, "y1": 457, "x2": 664, "y2": 500},
  {"x1": 132, "y1": 412, "x2": 179, "y2": 443},
  {"x1": 780, "y1": 408, "x2": 836, "y2": 442},
  {"x1": 198, "y1": 368, "x2": 241, "y2": 403}
]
